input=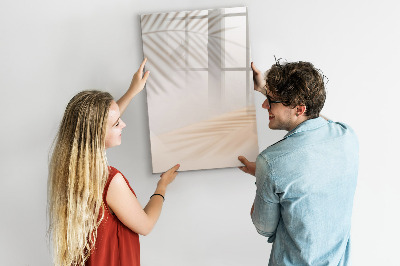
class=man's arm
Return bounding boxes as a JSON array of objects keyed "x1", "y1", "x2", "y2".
[
  {"x1": 251, "y1": 192, "x2": 280, "y2": 240},
  {"x1": 250, "y1": 155, "x2": 280, "y2": 241}
]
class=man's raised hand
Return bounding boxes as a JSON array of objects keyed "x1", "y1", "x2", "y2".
[{"x1": 251, "y1": 62, "x2": 267, "y2": 96}]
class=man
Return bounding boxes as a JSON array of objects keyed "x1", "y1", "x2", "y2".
[{"x1": 239, "y1": 60, "x2": 359, "y2": 265}]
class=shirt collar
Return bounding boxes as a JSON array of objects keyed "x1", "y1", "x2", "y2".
[{"x1": 284, "y1": 117, "x2": 328, "y2": 139}]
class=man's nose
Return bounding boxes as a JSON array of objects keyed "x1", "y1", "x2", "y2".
[{"x1": 262, "y1": 99, "x2": 270, "y2": 110}]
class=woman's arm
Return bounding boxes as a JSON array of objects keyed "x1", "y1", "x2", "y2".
[
  {"x1": 117, "y1": 58, "x2": 150, "y2": 115},
  {"x1": 106, "y1": 164, "x2": 179, "y2": 236}
]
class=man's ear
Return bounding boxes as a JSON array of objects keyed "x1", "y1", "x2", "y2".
[{"x1": 295, "y1": 105, "x2": 306, "y2": 117}]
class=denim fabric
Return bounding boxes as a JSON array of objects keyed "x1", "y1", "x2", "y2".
[{"x1": 252, "y1": 117, "x2": 358, "y2": 266}]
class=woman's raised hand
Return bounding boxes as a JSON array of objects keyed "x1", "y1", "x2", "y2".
[
  {"x1": 117, "y1": 58, "x2": 150, "y2": 114},
  {"x1": 128, "y1": 58, "x2": 150, "y2": 96}
]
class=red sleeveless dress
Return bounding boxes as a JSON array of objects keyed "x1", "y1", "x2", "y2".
[{"x1": 86, "y1": 166, "x2": 140, "y2": 266}]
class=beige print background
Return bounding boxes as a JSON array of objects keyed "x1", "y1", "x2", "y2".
[{"x1": 141, "y1": 7, "x2": 259, "y2": 172}]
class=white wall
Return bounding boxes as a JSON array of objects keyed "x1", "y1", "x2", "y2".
[{"x1": 1, "y1": 0, "x2": 399, "y2": 265}]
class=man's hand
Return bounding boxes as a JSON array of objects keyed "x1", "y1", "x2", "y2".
[
  {"x1": 251, "y1": 62, "x2": 266, "y2": 96},
  {"x1": 238, "y1": 156, "x2": 256, "y2": 176}
]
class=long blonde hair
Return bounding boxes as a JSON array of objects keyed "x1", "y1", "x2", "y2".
[{"x1": 48, "y1": 90, "x2": 113, "y2": 265}]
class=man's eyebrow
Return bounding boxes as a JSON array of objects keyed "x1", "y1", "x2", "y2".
[{"x1": 112, "y1": 117, "x2": 120, "y2": 126}]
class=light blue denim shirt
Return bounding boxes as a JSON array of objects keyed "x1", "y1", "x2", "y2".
[{"x1": 252, "y1": 117, "x2": 358, "y2": 266}]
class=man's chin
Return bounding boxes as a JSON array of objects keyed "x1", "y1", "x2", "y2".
[
  {"x1": 268, "y1": 120, "x2": 276, "y2": 129},
  {"x1": 268, "y1": 124, "x2": 277, "y2": 130}
]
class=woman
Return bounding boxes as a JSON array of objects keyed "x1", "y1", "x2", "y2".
[{"x1": 48, "y1": 58, "x2": 179, "y2": 266}]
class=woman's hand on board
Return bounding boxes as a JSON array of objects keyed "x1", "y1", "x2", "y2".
[
  {"x1": 128, "y1": 57, "x2": 150, "y2": 96},
  {"x1": 106, "y1": 164, "x2": 180, "y2": 236},
  {"x1": 116, "y1": 58, "x2": 150, "y2": 114},
  {"x1": 158, "y1": 164, "x2": 180, "y2": 189}
]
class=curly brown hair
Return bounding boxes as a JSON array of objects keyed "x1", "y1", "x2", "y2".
[{"x1": 266, "y1": 60, "x2": 327, "y2": 118}]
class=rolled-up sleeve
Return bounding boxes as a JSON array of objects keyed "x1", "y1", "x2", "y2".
[{"x1": 251, "y1": 155, "x2": 280, "y2": 242}]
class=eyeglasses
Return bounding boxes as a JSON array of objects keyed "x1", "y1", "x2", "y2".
[
  {"x1": 260, "y1": 84, "x2": 282, "y2": 108},
  {"x1": 266, "y1": 94, "x2": 282, "y2": 108}
]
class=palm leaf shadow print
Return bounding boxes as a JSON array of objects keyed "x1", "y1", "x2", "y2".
[
  {"x1": 141, "y1": 7, "x2": 258, "y2": 173},
  {"x1": 140, "y1": 8, "x2": 248, "y2": 97}
]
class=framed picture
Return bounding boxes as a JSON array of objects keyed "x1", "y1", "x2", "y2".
[{"x1": 141, "y1": 6, "x2": 258, "y2": 172}]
